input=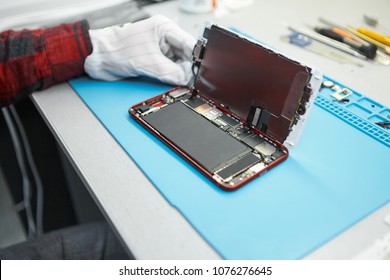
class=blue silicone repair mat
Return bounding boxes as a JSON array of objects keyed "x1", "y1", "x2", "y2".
[{"x1": 69, "y1": 76, "x2": 389, "y2": 259}]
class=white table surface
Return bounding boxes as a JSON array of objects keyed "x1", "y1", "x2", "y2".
[{"x1": 26, "y1": 0, "x2": 390, "y2": 259}]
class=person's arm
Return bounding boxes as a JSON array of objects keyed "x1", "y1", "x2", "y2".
[
  {"x1": 0, "y1": 20, "x2": 92, "y2": 108},
  {"x1": 1, "y1": 16, "x2": 195, "y2": 108}
]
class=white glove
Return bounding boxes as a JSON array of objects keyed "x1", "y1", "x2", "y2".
[{"x1": 84, "y1": 15, "x2": 196, "y2": 86}]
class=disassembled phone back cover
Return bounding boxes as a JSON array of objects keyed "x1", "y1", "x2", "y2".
[{"x1": 129, "y1": 24, "x2": 322, "y2": 190}]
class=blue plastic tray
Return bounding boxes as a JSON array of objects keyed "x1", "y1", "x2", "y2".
[
  {"x1": 69, "y1": 76, "x2": 389, "y2": 259},
  {"x1": 317, "y1": 77, "x2": 389, "y2": 147}
]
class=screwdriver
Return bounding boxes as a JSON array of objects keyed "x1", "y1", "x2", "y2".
[
  {"x1": 331, "y1": 27, "x2": 357, "y2": 41},
  {"x1": 319, "y1": 17, "x2": 370, "y2": 46},
  {"x1": 357, "y1": 27, "x2": 390, "y2": 46},
  {"x1": 288, "y1": 26, "x2": 366, "y2": 59},
  {"x1": 314, "y1": 27, "x2": 377, "y2": 59},
  {"x1": 286, "y1": 32, "x2": 364, "y2": 66},
  {"x1": 347, "y1": 26, "x2": 390, "y2": 56}
]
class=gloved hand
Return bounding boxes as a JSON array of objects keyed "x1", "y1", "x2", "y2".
[{"x1": 84, "y1": 15, "x2": 196, "y2": 86}]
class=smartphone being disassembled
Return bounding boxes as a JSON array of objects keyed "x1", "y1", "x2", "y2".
[{"x1": 129, "y1": 23, "x2": 322, "y2": 190}]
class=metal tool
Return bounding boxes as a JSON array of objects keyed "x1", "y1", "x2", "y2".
[
  {"x1": 319, "y1": 17, "x2": 368, "y2": 46},
  {"x1": 376, "y1": 121, "x2": 390, "y2": 129},
  {"x1": 347, "y1": 26, "x2": 390, "y2": 55},
  {"x1": 285, "y1": 32, "x2": 364, "y2": 67},
  {"x1": 288, "y1": 26, "x2": 367, "y2": 60},
  {"x1": 315, "y1": 27, "x2": 377, "y2": 59}
]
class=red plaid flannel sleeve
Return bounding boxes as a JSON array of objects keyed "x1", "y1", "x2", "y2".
[{"x1": 0, "y1": 20, "x2": 92, "y2": 107}]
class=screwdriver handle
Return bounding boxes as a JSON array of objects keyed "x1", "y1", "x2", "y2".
[
  {"x1": 357, "y1": 27, "x2": 390, "y2": 46},
  {"x1": 315, "y1": 28, "x2": 344, "y2": 42},
  {"x1": 347, "y1": 26, "x2": 390, "y2": 55},
  {"x1": 332, "y1": 27, "x2": 356, "y2": 41},
  {"x1": 315, "y1": 27, "x2": 377, "y2": 59}
]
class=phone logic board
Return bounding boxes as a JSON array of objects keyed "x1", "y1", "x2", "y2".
[{"x1": 130, "y1": 88, "x2": 288, "y2": 189}]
